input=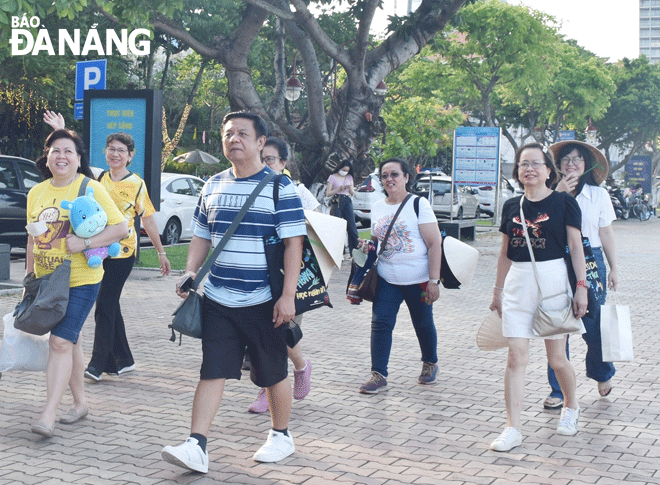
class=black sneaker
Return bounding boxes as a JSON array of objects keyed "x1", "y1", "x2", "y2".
[{"x1": 84, "y1": 366, "x2": 102, "y2": 382}]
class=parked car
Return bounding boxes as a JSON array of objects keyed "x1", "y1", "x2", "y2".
[
  {"x1": 352, "y1": 171, "x2": 386, "y2": 225},
  {"x1": 144, "y1": 173, "x2": 205, "y2": 245},
  {"x1": 411, "y1": 174, "x2": 480, "y2": 219},
  {"x1": 0, "y1": 155, "x2": 44, "y2": 247},
  {"x1": 473, "y1": 178, "x2": 517, "y2": 216}
]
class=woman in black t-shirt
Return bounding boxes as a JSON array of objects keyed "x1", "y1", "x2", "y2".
[{"x1": 488, "y1": 143, "x2": 588, "y2": 453}]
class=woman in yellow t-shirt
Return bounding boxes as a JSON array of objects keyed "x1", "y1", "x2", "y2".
[
  {"x1": 27, "y1": 130, "x2": 128, "y2": 438},
  {"x1": 84, "y1": 133, "x2": 171, "y2": 382}
]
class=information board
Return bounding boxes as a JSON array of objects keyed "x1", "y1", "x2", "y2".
[
  {"x1": 83, "y1": 90, "x2": 163, "y2": 210},
  {"x1": 626, "y1": 155, "x2": 653, "y2": 194},
  {"x1": 453, "y1": 127, "x2": 501, "y2": 186}
]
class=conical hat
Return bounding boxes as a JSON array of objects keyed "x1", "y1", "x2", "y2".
[
  {"x1": 548, "y1": 141, "x2": 608, "y2": 185},
  {"x1": 442, "y1": 236, "x2": 480, "y2": 287},
  {"x1": 477, "y1": 311, "x2": 508, "y2": 351},
  {"x1": 304, "y1": 210, "x2": 347, "y2": 284}
]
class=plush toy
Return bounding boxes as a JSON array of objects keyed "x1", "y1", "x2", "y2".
[{"x1": 61, "y1": 186, "x2": 121, "y2": 268}]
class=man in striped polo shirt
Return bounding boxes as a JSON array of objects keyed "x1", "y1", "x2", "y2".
[{"x1": 161, "y1": 112, "x2": 306, "y2": 473}]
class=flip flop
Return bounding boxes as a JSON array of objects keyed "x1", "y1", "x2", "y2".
[{"x1": 598, "y1": 380, "x2": 613, "y2": 397}]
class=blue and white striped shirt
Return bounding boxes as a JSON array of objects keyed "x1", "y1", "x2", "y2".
[{"x1": 193, "y1": 166, "x2": 306, "y2": 307}]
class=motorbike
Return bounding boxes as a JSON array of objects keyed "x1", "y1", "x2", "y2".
[{"x1": 608, "y1": 186, "x2": 629, "y2": 220}]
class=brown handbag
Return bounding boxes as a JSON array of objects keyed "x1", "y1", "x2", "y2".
[{"x1": 356, "y1": 194, "x2": 412, "y2": 302}]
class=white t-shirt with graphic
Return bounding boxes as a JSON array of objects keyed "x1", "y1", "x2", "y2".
[{"x1": 370, "y1": 196, "x2": 437, "y2": 285}]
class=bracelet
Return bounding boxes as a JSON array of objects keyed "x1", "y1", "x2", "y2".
[
  {"x1": 493, "y1": 286, "x2": 504, "y2": 290},
  {"x1": 158, "y1": 252, "x2": 167, "y2": 256},
  {"x1": 576, "y1": 280, "x2": 587, "y2": 288}
]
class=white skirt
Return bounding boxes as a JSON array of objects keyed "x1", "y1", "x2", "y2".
[{"x1": 502, "y1": 259, "x2": 586, "y2": 340}]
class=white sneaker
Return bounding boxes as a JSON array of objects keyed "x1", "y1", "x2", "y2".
[
  {"x1": 490, "y1": 427, "x2": 523, "y2": 452},
  {"x1": 556, "y1": 406, "x2": 580, "y2": 436},
  {"x1": 253, "y1": 429, "x2": 295, "y2": 462},
  {"x1": 162, "y1": 437, "x2": 209, "y2": 473}
]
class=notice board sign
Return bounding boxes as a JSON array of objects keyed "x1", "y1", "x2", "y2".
[
  {"x1": 83, "y1": 89, "x2": 163, "y2": 210},
  {"x1": 453, "y1": 127, "x2": 501, "y2": 186}
]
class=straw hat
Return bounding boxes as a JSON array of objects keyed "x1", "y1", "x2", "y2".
[
  {"x1": 476, "y1": 311, "x2": 508, "y2": 351},
  {"x1": 440, "y1": 236, "x2": 480, "y2": 288},
  {"x1": 548, "y1": 140, "x2": 608, "y2": 186}
]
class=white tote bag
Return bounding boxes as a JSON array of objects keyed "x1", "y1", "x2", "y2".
[
  {"x1": 600, "y1": 293, "x2": 634, "y2": 362},
  {"x1": 0, "y1": 312, "x2": 50, "y2": 373}
]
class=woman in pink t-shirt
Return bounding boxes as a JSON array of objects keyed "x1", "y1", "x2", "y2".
[{"x1": 325, "y1": 159, "x2": 359, "y2": 252}]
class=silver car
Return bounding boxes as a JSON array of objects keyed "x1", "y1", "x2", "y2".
[
  {"x1": 473, "y1": 178, "x2": 516, "y2": 216},
  {"x1": 411, "y1": 174, "x2": 480, "y2": 219}
]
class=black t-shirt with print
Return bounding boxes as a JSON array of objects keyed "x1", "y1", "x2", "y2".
[{"x1": 499, "y1": 191, "x2": 581, "y2": 262}]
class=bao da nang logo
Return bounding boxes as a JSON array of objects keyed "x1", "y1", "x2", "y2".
[{"x1": 10, "y1": 15, "x2": 151, "y2": 56}]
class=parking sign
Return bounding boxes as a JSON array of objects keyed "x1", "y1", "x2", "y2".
[{"x1": 75, "y1": 60, "x2": 107, "y2": 101}]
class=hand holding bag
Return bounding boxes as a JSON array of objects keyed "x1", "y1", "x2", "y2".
[
  {"x1": 0, "y1": 312, "x2": 50, "y2": 372},
  {"x1": 600, "y1": 292, "x2": 633, "y2": 362},
  {"x1": 519, "y1": 197, "x2": 582, "y2": 337},
  {"x1": 169, "y1": 171, "x2": 277, "y2": 344},
  {"x1": 356, "y1": 194, "x2": 412, "y2": 302}
]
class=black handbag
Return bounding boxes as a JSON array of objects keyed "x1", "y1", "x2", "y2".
[
  {"x1": 169, "y1": 171, "x2": 277, "y2": 344},
  {"x1": 356, "y1": 194, "x2": 412, "y2": 302},
  {"x1": 14, "y1": 259, "x2": 72, "y2": 335}
]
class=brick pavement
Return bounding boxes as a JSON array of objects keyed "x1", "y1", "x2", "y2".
[{"x1": 0, "y1": 218, "x2": 659, "y2": 484}]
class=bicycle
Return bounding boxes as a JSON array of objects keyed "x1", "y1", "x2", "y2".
[{"x1": 629, "y1": 195, "x2": 652, "y2": 221}]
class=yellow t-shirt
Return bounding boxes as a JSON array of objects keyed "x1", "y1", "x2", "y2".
[
  {"x1": 98, "y1": 171, "x2": 156, "y2": 258},
  {"x1": 26, "y1": 175, "x2": 125, "y2": 287}
]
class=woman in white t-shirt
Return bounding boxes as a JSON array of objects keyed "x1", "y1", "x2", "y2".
[
  {"x1": 358, "y1": 158, "x2": 442, "y2": 394},
  {"x1": 543, "y1": 140, "x2": 618, "y2": 408}
]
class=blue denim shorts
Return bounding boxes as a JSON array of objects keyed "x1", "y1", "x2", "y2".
[{"x1": 50, "y1": 283, "x2": 101, "y2": 344}]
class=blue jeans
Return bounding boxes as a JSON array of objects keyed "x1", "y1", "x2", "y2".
[
  {"x1": 50, "y1": 282, "x2": 101, "y2": 344},
  {"x1": 370, "y1": 276, "x2": 438, "y2": 377},
  {"x1": 548, "y1": 247, "x2": 615, "y2": 398},
  {"x1": 331, "y1": 194, "x2": 359, "y2": 252}
]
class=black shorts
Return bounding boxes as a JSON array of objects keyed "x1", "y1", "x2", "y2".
[{"x1": 200, "y1": 296, "x2": 288, "y2": 388}]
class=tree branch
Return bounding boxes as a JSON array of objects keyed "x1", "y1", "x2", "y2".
[
  {"x1": 152, "y1": 14, "x2": 224, "y2": 59},
  {"x1": 366, "y1": 0, "x2": 468, "y2": 86},
  {"x1": 355, "y1": 0, "x2": 380, "y2": 67},
  {"x1": 240, "y1": 0, "x2": 294, "y2": 19},
  {"x1": 287, "y1": 0, "x2": 350, "y2": 67}
]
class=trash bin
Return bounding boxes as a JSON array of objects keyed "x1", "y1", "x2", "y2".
[{"x1": 0, "y1": 244, "x2": 10, "y2": 281}]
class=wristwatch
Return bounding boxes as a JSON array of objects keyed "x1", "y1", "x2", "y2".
[
  {"x1": 429, "y1": 279, "x2": 441, "y2": 285},
  {"x1": 84, "y1": 238, "x2": 91, "y2": 248}
]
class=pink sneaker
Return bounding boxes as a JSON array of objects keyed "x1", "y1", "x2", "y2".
[
  {"x1": 293, "y1": 360, "x2": 312, "y2": 400},
  {"x1": 248, "y1": 388, "x2": 269, "y2": 413}
]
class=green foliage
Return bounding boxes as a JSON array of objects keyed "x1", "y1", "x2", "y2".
[
  {"x1": 434, "y1": 0, "x2": 558, "y2": 126},
  {"x1": 597, "y1": 57, "x2": 660, "y2": 159},
  {"x1": 375, "y1": 96, "x2": 464, "y2": 160}
]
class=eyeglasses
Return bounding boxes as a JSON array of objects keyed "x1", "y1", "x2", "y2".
[
  {"x1": 380, "y1": 172, "x2": 402, "y2": 180},
  {"x1": 519, "y1": 161, "x2": 546, "y2": 170},
  {"x1": 560, "y1": 156, "x2": 584, "y2": 166},
  {"x1": 263, "y1": 156, "x2": 281, "y2": 165},
  {"x1": 106, "y1": 147, "x2": 129, "y2": 155}
]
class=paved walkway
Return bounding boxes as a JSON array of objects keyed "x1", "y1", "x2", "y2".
[{"x1": 1, "y1": 218, "x2": 659, "y2": 484}]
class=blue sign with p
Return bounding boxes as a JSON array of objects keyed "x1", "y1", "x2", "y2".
[{"x1": 75, "y1": 60, "x2": 107, "y2": 101}]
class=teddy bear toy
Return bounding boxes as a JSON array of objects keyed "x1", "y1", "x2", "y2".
[{"x1": 61, "y1": 186, "x2": 121, "y2": 269}]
